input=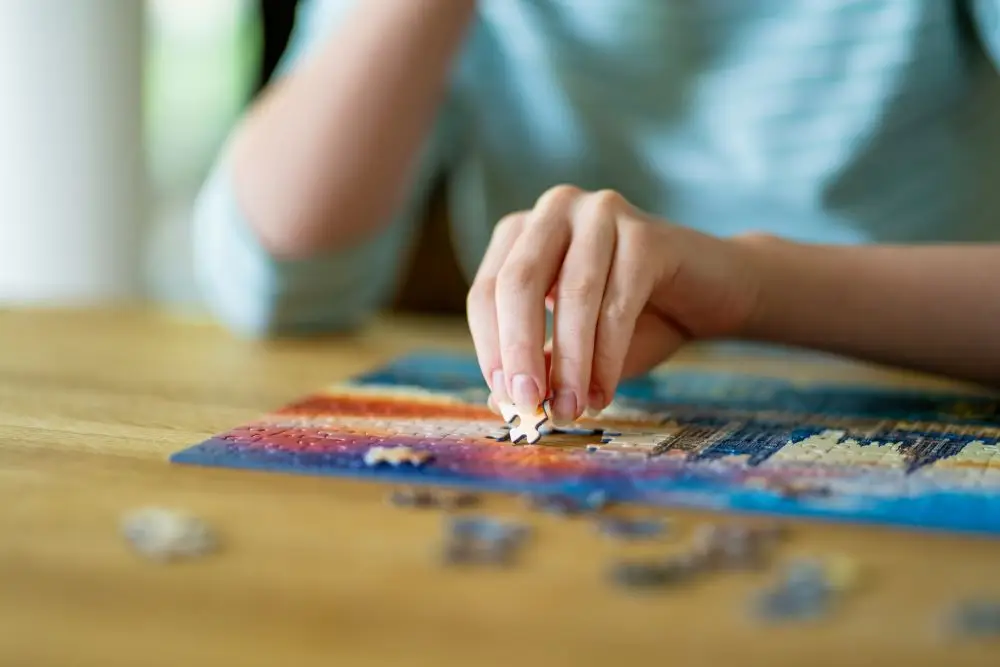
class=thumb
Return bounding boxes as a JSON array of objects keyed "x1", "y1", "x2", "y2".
[{"x1": 619, "y1": 311, "x2": 687, "y2": 380}]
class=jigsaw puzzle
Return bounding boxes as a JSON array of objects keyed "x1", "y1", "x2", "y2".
[
  {"x1": 498, "y1": 400, "x2": 550, "y2": 445},
  {"x1": 171, "y1": 352, "x2": 1000, "y2": 536}
]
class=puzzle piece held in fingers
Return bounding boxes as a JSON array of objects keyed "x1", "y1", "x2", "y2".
[{"x1": 498, "y1": 400, "x2": 551, "y2": 445}]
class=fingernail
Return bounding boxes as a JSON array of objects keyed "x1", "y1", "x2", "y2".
[
  {"x1": 588, "y1": 389, "x2": 606, "y2": 412},
  {"x1": 553, "y1": 390, "x2": 578, "y2": 424},
  {"x1": 491, "y1": 370, "x2": 508, "y2": 402},
  {"x1": 511, "y1": 374, "x2": 541, "y2": 409}
]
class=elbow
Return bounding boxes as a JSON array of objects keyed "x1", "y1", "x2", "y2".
[
  {"x1": 188, "y1": 170, "x2": 284, "y2": 339},
  {"x1": 190, "y1": 217, "x2": 277, "y2": 340},
  {"x1": 233, "y1": 183, "x2": 380, "y2": 262},
  {"x1": 189, "y1": 176, "x2": 377, "y2": 339},
  {"x1": 249, "y1": 218, "x2": 334, "y2": 262}
]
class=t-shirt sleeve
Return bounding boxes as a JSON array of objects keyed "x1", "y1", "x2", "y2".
[
  {"x1": 970, "y1": 0, "x2": 1000, "y2": 69},
  {"x1": 191, "y1": 0, "x2": 455, "y2": 338}
]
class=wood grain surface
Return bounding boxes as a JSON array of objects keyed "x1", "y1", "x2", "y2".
[{"x1": 0, "y1": 307, "x2": 997, "y2": 667}]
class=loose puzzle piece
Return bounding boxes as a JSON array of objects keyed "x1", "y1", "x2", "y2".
[
  {"x1": 608, "y1": 553, "x2": 701, "y2": 590},
  {"x1": 524, "y1": 490, "x2": 609, "y2": 516},
  {"x1": 441, "y1": 515, "x2": 532, "y2": 566},
  {"x1": 596, "y1": 516, "x2": 668, "y2": 540},
  {"x1": 363, "y1": 446, "x2": 433, "y2": 467},
  {"x1": 752, "y1": 559, "x2": 838, "y2": 623},
  {"x1": 121, "y1": 507, "x2": 217, "y2": 562},
  {"x1": 388, "y1": 487, "x2": 480, "y2": 510},
  {"x1": 690, "y1": 522, "x2": 786, "y2": 570},
  {"x1": 498, "y1": 400, "x2": 551, "y2": 445},
  {"x1": 607, "y1": 520, "x2": 789, "y2": 591},
  {"x1": 949, "y1": 599, "x2": 1000, "y2": 638}
]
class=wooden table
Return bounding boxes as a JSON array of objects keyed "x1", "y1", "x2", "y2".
[{"x1": 1, "y1": 307, "x2": 998, "y2": 667}]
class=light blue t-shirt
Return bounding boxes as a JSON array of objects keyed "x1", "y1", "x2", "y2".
[{"x1": 192, "y1": 0, "x2": 1000, "y2": 337}]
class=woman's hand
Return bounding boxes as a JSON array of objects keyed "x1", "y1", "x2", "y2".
[{"x1": 466, "y1": 185, "x2": 762, "y2": 423}]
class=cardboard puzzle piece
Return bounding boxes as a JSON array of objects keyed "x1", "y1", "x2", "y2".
[
  {"x1": 750, "y1": 556, "x2": 854, "y2": 623},
  {"x1": 484, "y1": 426, "x2": 512, "y2": 442},
  {"x1": 363, "y1": 446, "x2": 433, "y2": 467},
  {"x1": 443, "y1": 515, "x2": 532, "y2": 566},
  {"x1": 497, "y1": 400, "x2": 551, "y2": 445},
  {"x1": 949, "y1": 599, "x2": 1000, "y2": 638},
  {"x1": 388, "y1": 487, "x2": 480, "y2": 510},
  {"x1": 121, "y1": 507, "x2": 217, "y2": 562},
  {"x1": 601, "y1": 432, "x2": 674, "y2": 451},
  {"x1": 596, "y1": 516, "x2": 668, "y2": 540}
]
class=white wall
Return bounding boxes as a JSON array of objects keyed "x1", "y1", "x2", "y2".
[
  {"x1": 0, "y1": 0, "x2": 145, "y2": 304},
  {"x1": 0, "y1": 0, "x2": 258, "y2": 308},
  {"x1": 144, "y1": 0, "x2": 258, "y2": 311}
]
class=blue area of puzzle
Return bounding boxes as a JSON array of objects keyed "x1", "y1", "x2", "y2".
[
  {"x1": 172, "y1": 352, "x2": 1000, "y2": 537},
  {"x1": 356, "y1": 353, "x2": 1000, "y2": 424}
]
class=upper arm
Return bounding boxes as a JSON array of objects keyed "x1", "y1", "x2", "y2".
[
  {"x1": 191, "y1": 0, "x2": 457, "y2": 338},
  {"x1": 272, "y1": 0, "x2": 354, "y2": 78}
]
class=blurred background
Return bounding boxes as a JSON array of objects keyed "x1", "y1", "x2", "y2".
[
  {"x1": 143, "y1": 0, "x2": 298, "y2": 309},
  {"x1": 145, "y1": 0, "x2": 262, "y2": 309},
  {"x1": 0, "y1": 0, "x2": 464, "y2": 318}
]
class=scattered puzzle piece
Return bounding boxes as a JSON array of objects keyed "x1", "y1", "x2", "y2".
[
  {"x1": 442, "y1": 515, "x2": 532, "y2": 566},
  {"x1": 121, "y1": 507, "x2": 217, "y2": 562},
  {"x1": 524, "y1": 490, "x2": 609, "y2": 516},
  {"x1": 450, "y1": 515, "x2": 531, "y2": 543},
  {"x1": 596, "y1": 516, "x2": 668, "y2": 540},
  {"x1": 389, "y1": 487, "x2": 480, "y2": 509},
  {"x1": 690, "y1": 522, "x2": 787, "y2": 570},
  {"x1": 608, "y1": 553, "x2": 701, "y2": 590},
  {"x1": 752, "y1": 559, "x2": 836, "y2": 623},
  {"x1": 498, "y1": 399, "x2": 551, "y2": 445},
  {"x1": 949, "y1": 599, "x2": 1000, "y2": 638},
  {"x1": 363, "y1": 446, "x2": 433, "y2": 467},
  {"x1": 608, "y1": 521, "x2": 790, "y2": 591}
]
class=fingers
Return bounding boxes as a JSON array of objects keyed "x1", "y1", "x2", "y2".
[
  {"x1": 486, "y1": 344, "x2": 552, "y2": 415},
  {"x1": 494, "y1": 186, "x2": 575, "y2": 409},
  {"x1": 589, "y1": 221, "x2": 658, "y2": 411},
  {"x1": 549, "y1": 192, "x2": 617, "y2": 423},
  {"x1": 467, "y1": 213, "x2": 525, "y2": 404},
  {"x1": 474, "y1": 185, "x2": 677, "y2": 421}
]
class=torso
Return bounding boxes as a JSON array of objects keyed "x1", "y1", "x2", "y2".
[{"x1": 442, "y1": 0, "x2": 1000, "y2": 278}]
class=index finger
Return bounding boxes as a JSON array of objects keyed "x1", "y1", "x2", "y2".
[
  {"x1": 494, "y1": 186, "x2": 576, "y2": 409},
  {"x1": 467, "y1": 213, "x2": 525, "y2": 403}
]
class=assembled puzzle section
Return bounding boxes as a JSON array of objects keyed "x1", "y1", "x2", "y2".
[{"x1": 171, "y1": 352, "x2": 1000, "y2": 536}]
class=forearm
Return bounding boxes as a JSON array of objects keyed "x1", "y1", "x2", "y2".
[
  {"x1": 737, "y1": 236, "x2": 1000, "y2": 386},
  {"x1": 229, "y1": 0, "x2": 475, "y2": 258}
]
